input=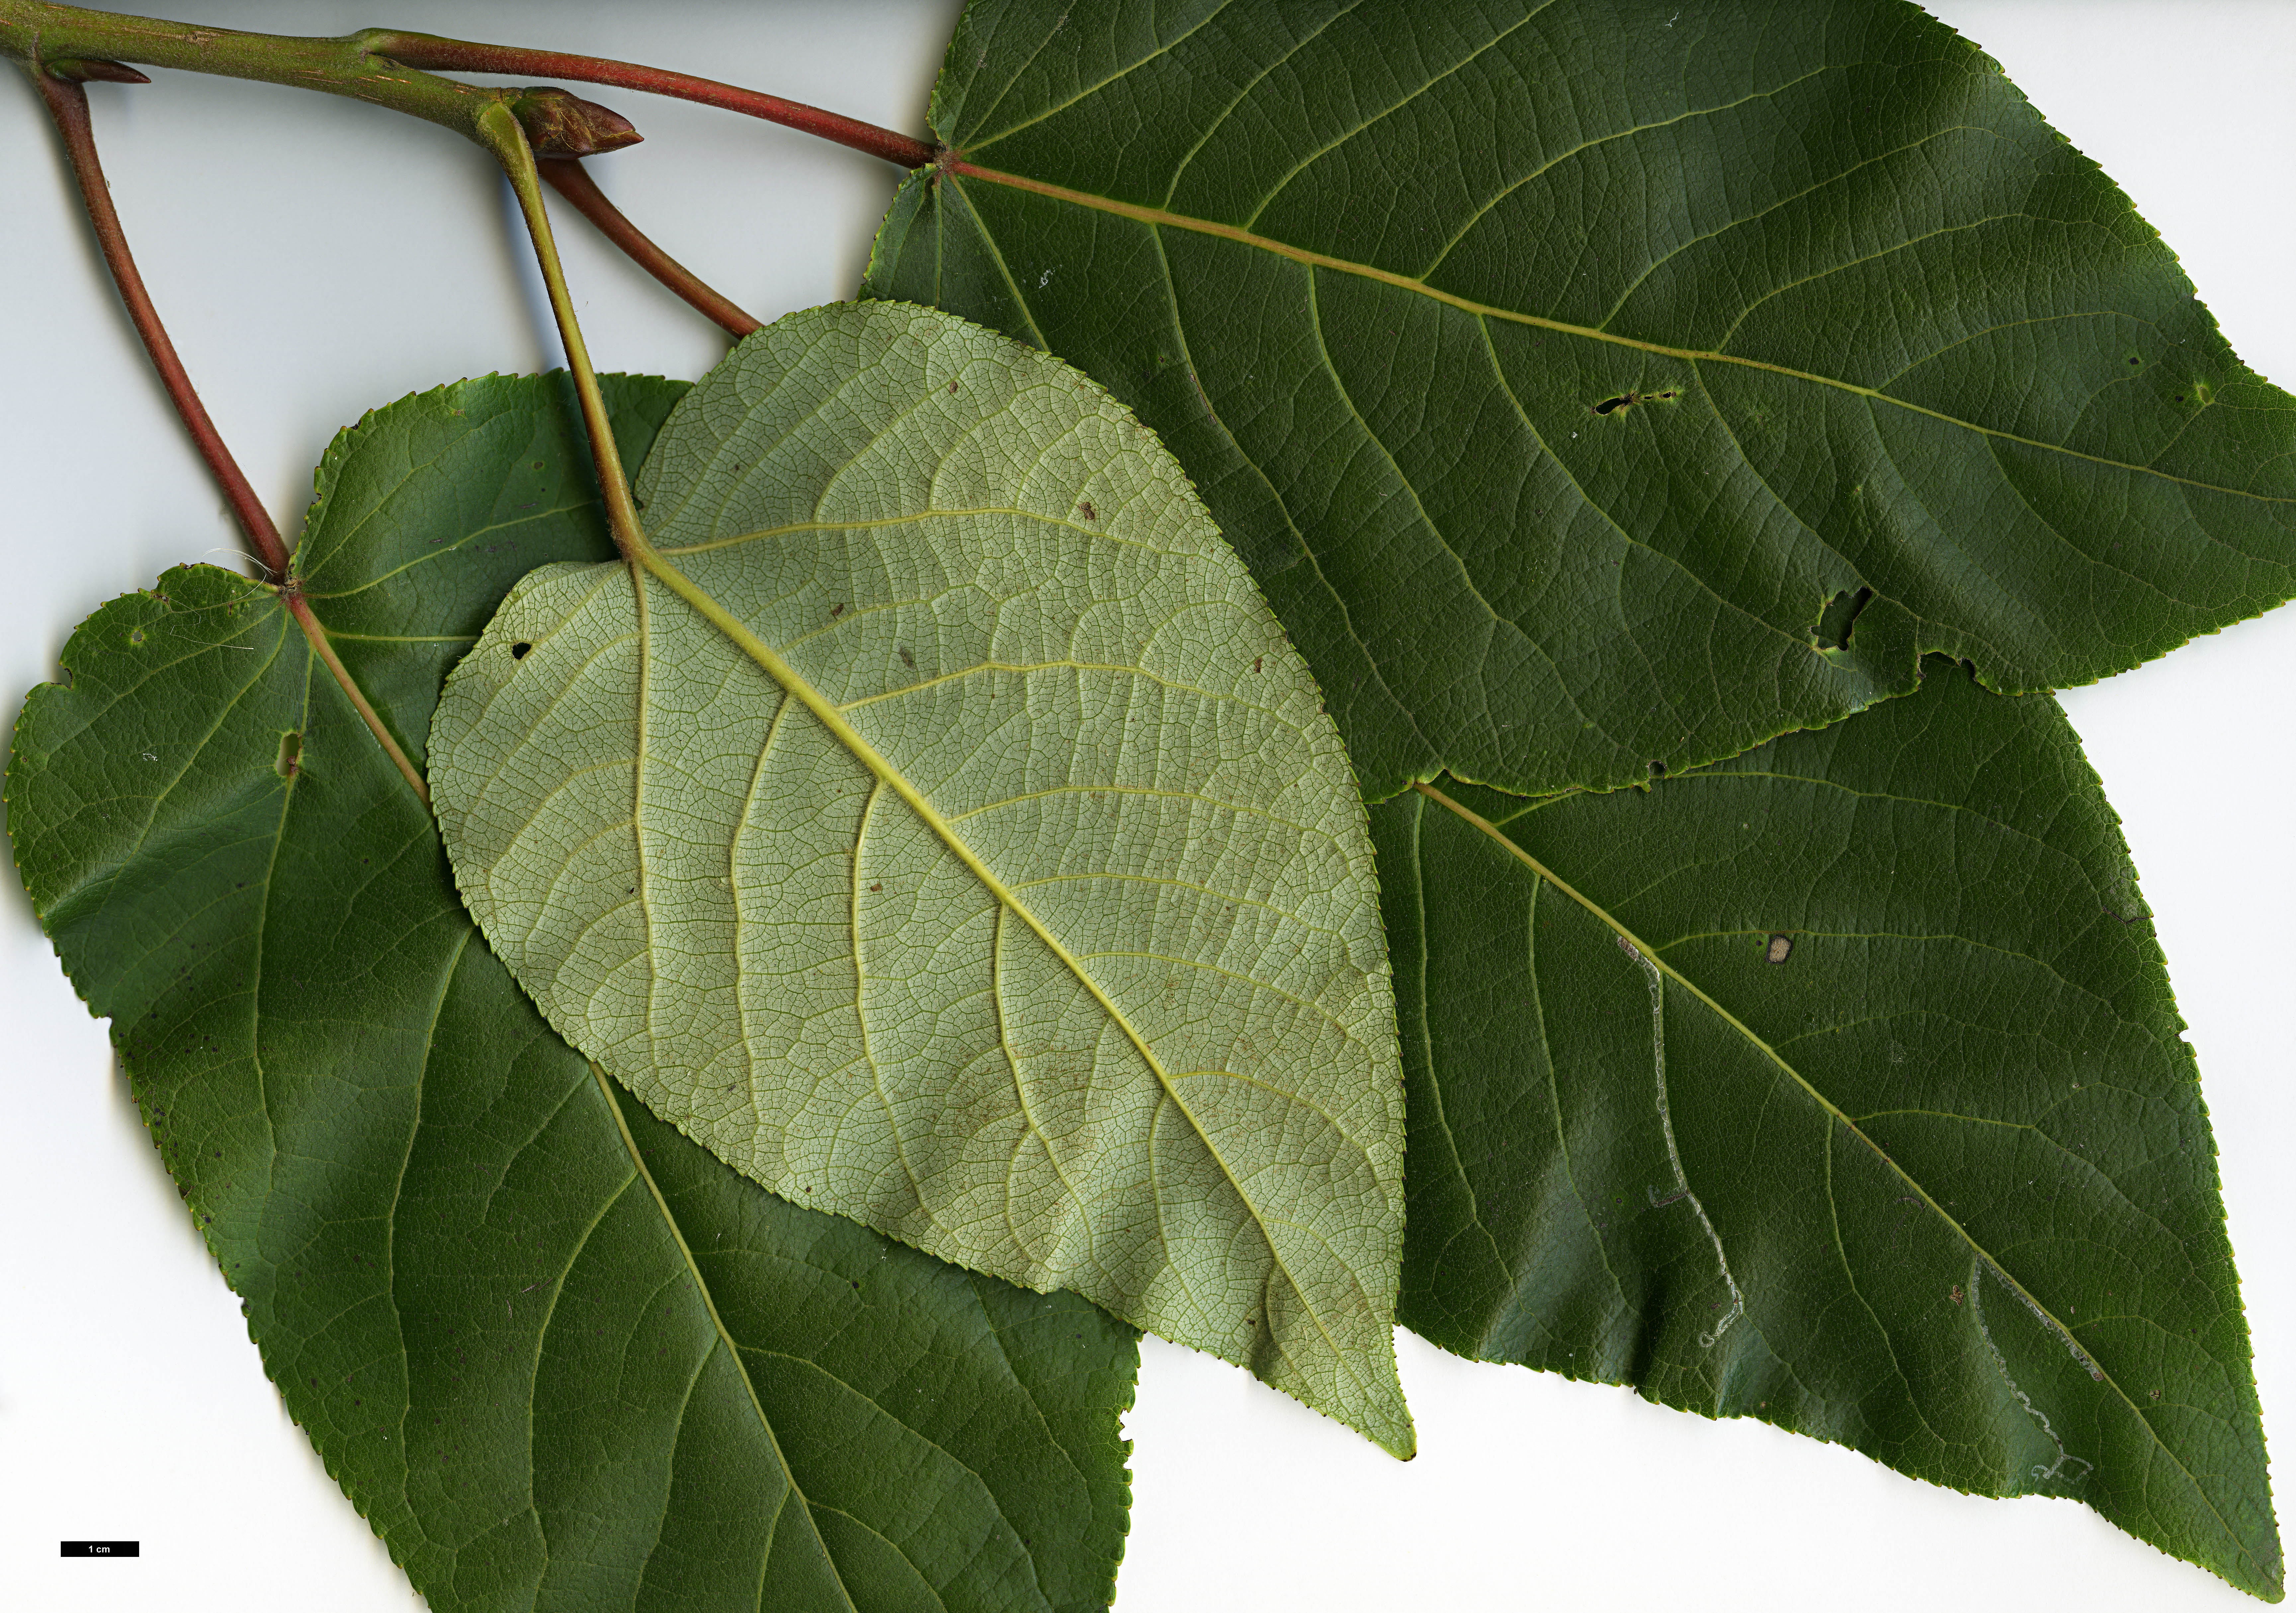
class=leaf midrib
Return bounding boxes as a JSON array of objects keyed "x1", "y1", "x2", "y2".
[
  {"x1": 632, "y1": 544, "x2": 1384, "y2": 1426},
  {"x1": 1410, "y1": 777, "x2": 2260, "y2": 1580},
  {"x1": 945, "y1": 164, "x2": 2290, "y2": 508}
]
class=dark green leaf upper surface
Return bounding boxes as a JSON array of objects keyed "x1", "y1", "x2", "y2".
[
  {"x1": 870, "y1": 0, "x2": 2296, "y2": 800},
  {"x1": 1377, "y1": 662, "x2": 2277, "y2": 1597},
  {"x1": 6, "y1": 375, "x2": 1138, "y2": 1613}
]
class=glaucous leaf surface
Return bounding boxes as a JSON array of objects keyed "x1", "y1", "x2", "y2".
[
  {"x1": 430, "y1": 301, "x2": 1412, "y2": 1455},
  {"x1": 5, "y1": 374, "x2": 1138, "y2": 1613},
  {"x1": 1377, "y1": 661, "x2": 2277, "y2": 1597},
  {"x1": 869, "y1": 0, "x2": 2296, "y2": 801}
]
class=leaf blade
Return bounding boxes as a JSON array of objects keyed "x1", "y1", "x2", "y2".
[
  {"x1": 430, "y1": 302, "x2": 1414, "y2": 1453},
  {"x1": 1377, "y1": 664, "x2": 2279, "y2": 1597},
  {"x1": 874, "y1": 0, "x2": 2296, "y2": 799}
]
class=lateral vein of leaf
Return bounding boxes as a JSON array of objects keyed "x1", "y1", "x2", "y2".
[
  {"x1": 801, "y1": 1504, "x2": 947, "y2": 1611},
  {"x1": 382, "y1": 924, "x2": 471, "y2": 1475},
  {"x1": 948, "y1": 178, "x2": 1053, "y2": 350},
  {"x1": 1512, "y1": 871, "x2": 1632, "y2": 1314},
  {"x1": 657, "y1": 508, "x2": 1188, "y2": 558},
  {"x1": 634, "y1": 548, "x2": 1356, "y2": 1388},
  {"x1": 1475, "y1": 316, "x2": 1761, "y2": 722},
  {"x1": 313, "y1": 632, "x2": 480, "y2": 644},
  {"x1": 852, "y1": 778, "x2": 942, "y2": 1228},
  {"x1": 1397, "y1": 798, "x2": 1509, "y2": 1282},
  {"x1": 1872, "y1": 308, "x2": 2155, "y2": 393},
  {"x1": 302, "y1": 502, "x2": 596, "y2": 598},
  {"x1": 946, "y1": 781, "x2": 1333, "y2": 843},
  {"x1": 956, "y1": 1279, "x2": 1102, "y2": 1608},
  {"x1": 752, "y1": 1340, "x2": 1057, "y2": 1609},
  {"x1": 1304, "y1": 271, "x2": 1513, "y2": 640},
  {"x1": 991, "y1": 906, "x2": 1108, "y2": 1286},
  {"x1": 1678, "y1": 925, "x2": 2140, "y2": 1034},
  {"x1": 837, "y1": 660, "x2": 1306, "y2": 734},
  {"x1": 1851, "y1": 1107, "x2": 2037, "y2": 1130},
  {"x1": 1971, "y1": 413, "x2": 2243, "y2": 606},
  {"x1": 1144, "y1": 222, "x2": 1441, "y2": 768},
  {"x1": 236, "y1": 647, "x2": 308, "y2": 1220},
  {"x1": 289, "y1": 592, "x2": 429, "y2": 804},
  {"x1": 964, "y1": 0, "x2": 1241, "y2": 153},
  {"x1": 1156, "y1": 2, "x2": 1357, "y2": 208},
  {"x1": 1233, "y1": 1, "x2": 1554, "y2": 232},
  {"x1": 1709, "y1": 212, "x2": 2023, "y2": 352},
  {"x1": 588, "y1": 1063, "x2": 857, "y2": 1611},
  {"x1": 1009, "y1": 869, "x2": 1346, "y2": 939},
  {"x1": 1411, "y1": 779, "x2": 2252, "y2": 1561},
  {"x1": 1848, "y1": 407, "x2": 2036, "y2": 653},
  {"x1": 951, "y1": 169, "x2": 2296, "y2": 507},
  {"x1": 1822, "y1": 1123, "x2": 1945, "y2": 1447},
  {"x1": 74, "y1": 592, "x2": 292, "y2": 934},
  {"x1": 730, "y1": 688, "x2": 797, "y2": 1137},
  {"x1": 1078, "y1": 947, "x2": 1363, "y2": 1046},
  {"x1": 1597, "y1": 124, "x2": 1987, "y2": 330},
  {"x1": 1420, "y1": 63, "x2": 1846, "y2": 281}
]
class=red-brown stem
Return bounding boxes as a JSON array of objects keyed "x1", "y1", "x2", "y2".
[
  {"x1": 539, "y1": 157, "x2": 760, "y2": 338},
  {"x1": 33, "y1": 68, "x2": 293, "y2": 581},
  {"x1": 371, "y1": 32, "x2": 937, "y2": 169}
]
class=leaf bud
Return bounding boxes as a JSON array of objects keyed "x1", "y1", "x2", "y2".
[{"x1": 510, "y1": 87, "x2": 642, "y2": 157}]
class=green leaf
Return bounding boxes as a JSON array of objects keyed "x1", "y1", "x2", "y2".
[
  {"x1": 1376, "y1": 661, "x2": 2278, "y2": 1598},
  {"x1": 428, "y1": 302, "x2": 1413, "y2": 1455},
  {"x1": 869, "y1": 0, "x2": 2296, "y2": 801},
  {"x1": 6, "y1": 373, "x2": 1138, "y2": 1613}
]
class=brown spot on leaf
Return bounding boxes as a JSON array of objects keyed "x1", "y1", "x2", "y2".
[
  {"x1": 1078, "y1": 500, "x2": 1098, "y2": 522},
  {"x1": 1765, "y1": 934, "x2": 1794, "y2": 965}
]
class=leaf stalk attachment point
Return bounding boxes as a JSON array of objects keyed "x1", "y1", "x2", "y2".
[{"x1": 24, "y1": 39, "x2": 431, "y2": 801}]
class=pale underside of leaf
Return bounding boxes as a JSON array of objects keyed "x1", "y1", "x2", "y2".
[
  {"x1": 871, "y1": 0, "x2": 2296, "y2": 801},
  {"x1": 431, "y1": 304, "x2": 1413, "y2": 1453}
]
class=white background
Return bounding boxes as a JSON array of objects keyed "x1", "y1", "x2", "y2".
[{"x1": 2, "y1": 3, "x2": 2291, "y2": 1609}]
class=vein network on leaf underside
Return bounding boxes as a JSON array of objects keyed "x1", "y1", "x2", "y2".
[
  {"x1": 950, "y1": 170, "x2": 2296, "y2": 508},
  {"x1": 1412, "y1": 780, "x2": 2252, "y2": 1566},
  {"x1": 639, "y1": 548, "x2": 1373, "y2": 1366},
  {"x1": 655, "y1": 508, "x2": 1185, "y2": 559}
]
